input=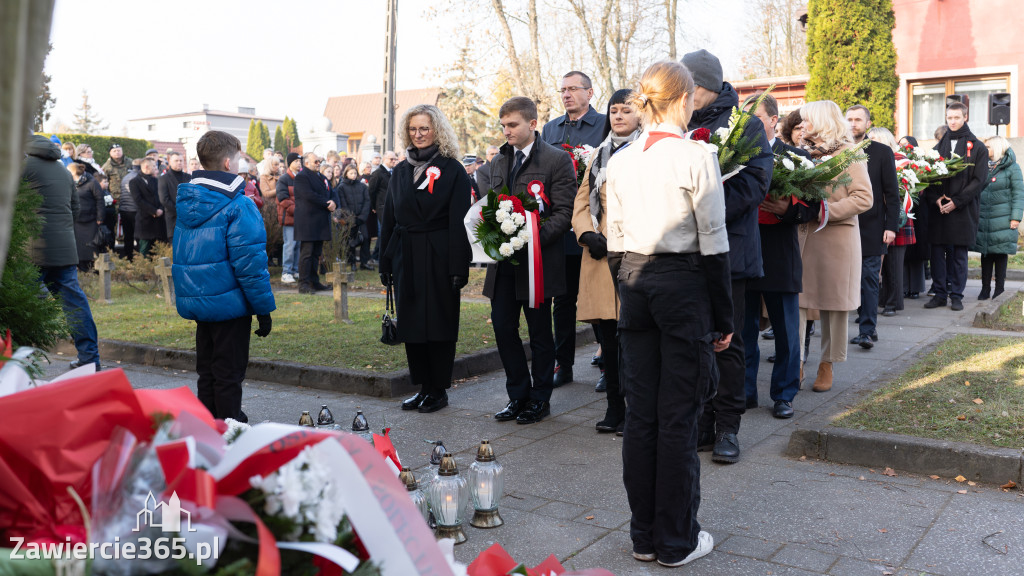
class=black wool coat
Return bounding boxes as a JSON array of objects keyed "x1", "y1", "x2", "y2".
[
  {"x1": 336, "y1": 177, "x2": 371, "y2": 240},
  {"x1": 293, "y1": 167, "x2": 334, "y2": 242},
  {"x1": 369, "y1": 165, "x2": 392, "y2": 219},
  {"x1": 130, "y1": 173, "x2": 166, "y2": 240},
  {"x1": 158, "y1": 169, "x2": 189, "y2": 237},
  {"x1": 379, "y1": 156, "x2": 472, "y2": 343},
  {"x1": 858, "y1": 141, "x2": 901, "y2": 256},
  {"x1": 924, "y1": 128, "x2": 990, "y2": 247},
  {"x1": 477, "y1": 134, "x2": 576, "y2": 301},
  {"x1": 750, "y1": 141, "x2": 815, "y2": 293}
]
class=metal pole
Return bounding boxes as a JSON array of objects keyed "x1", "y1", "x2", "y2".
[{"x1": 382, "y1": 0, "x2": 398, "y2": 153}]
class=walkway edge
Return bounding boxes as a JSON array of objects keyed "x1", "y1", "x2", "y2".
[
  {"x1": 52, "y1": 326, "x2": 597, "y2": 398},
  {"x1": 786, "y1": 426, "x2": 1024, "y2": 486}
]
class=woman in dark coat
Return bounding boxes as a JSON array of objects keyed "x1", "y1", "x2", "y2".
[
  {"x1": 68, "y1": 163, "x2": 105, "y2": 271},
  {"x1": 972, "y1": 136, "x2": 1024, "y2": 299},
  {"x1": 129, "y1": 158, "x2": 166, "y2": 257},
  {"x1": 380, "y1": 104, "x2": 472, "y2": 413},
  {"x1": 336, "y1": 164, "x2": 373, "y2": 269}
]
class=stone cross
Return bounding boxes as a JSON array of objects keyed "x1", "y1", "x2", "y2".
[
  {"x1": 326, "y1": 260, "x2": 354, "y2": 324},
  {"x1": 155, "y1": 256, "x2": 175, "y2": 307},
  {"x1": 94, "y1": 252, "x2": 115, "y2": 303}
]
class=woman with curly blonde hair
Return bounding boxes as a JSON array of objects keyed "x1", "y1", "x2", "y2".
[
  {"x1": 379, "y1": 104, "x2": 473, "y2": 413},
  {"x1": 796, "y1": 100, "x2": 873, "y2": 392}
]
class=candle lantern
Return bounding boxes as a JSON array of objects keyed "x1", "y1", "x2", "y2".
[
  {"x1": 429, "y1": 440, "x2": 447, "y2": 466},
  {"x1": 468, "y1": 440, "x2": 505, "y2": 528},
  {"x1": 317, "y1": 405, "x2": 335, "y2": 426},
  {"x1": 351, "y1": 408, "x2": 374, "y2": 443},
  {"x1": 427, "y1": 454, "x2": 468, "y2": 544},
  {"x1": 298, "y1": 411, "x2": 315, "y2": 427},
  {"x1": 399, "y1": 467, "x2": 430, "y2": 523}
]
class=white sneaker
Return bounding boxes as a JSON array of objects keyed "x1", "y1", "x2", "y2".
[
  {"x1": 281, "y1": 273, "x2": 296, "y2": 283},
  {"x1": 657, "y1": 531, "x2": 713, "y2": 567},
  {"x1": 632, "y1": 551, "x2": 656, "y2": 562}
]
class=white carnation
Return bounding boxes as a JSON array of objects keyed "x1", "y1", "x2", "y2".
[
  {"x1": 715, "y1": 127, "x2": 731, "y2": 141},
  {"x1": 782, "y1": 157, "x2": 796, "y2": 171},
  {"x1": 935, "y1": 162, "x2": 949, "y2": 175},
  {"x1": 517, "y1": 228, "x2": 530, "y2": 242},
  {"x1": 495, "y1": 210, "x2": 508, "y2": 223},
  {"x1": 798, "y1": 155, "x2": 815, "y2": 170},
  {"x1": 512, "y1": 212, "x2": 525, "y2": 226},
  {"x1": 498, "y1": 200, "x2": 513, "y2": 211},
  {"x1": 499, "y1": 243, "x2": 514, "y2": 257},
  {"x1": 510, "y1": 237, "x2": 524, "y2": 250},
  {"x1": 501, "y1": 219, "x2": 518, "y2": 235},
  {"x1": 923, "y1": 149, "x2": 941, "y2": 160}
]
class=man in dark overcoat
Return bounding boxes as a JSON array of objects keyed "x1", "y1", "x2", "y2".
[
  {"x1": 924, "y1": 102, "x2": 990, "y2": 311},
  {"x1": 478, "y1": 97, "x2": 576, "y2": 425},
  {"x1": 293, "y1": 152, "x2": 336, "y2": 293}
]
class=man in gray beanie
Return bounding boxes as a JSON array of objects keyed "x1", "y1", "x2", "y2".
[{"x1": 682, "y1": 48, "x2": 774, "y2": 465}]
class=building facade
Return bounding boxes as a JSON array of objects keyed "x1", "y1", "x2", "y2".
[
  {"x1": 322, "y1": 88, "x2": 442, "y2": 158},
  {"x1": 127, "y1": 106, "x2": 284, "y2": 159}
]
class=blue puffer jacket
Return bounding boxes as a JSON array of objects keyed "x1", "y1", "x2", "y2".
[{"x1": 172, "y1": 171, "x2": 276, "y2": 322}]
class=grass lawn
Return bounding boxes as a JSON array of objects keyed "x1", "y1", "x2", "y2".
[
  {"x1": 834, "y1": 334, "x2": 1024, "y2": 450},
  {"x1": 268, "y1": 266, "x2": 490, "y2": 297},
  {"x1": 81, "y1": 280, "x2": 523, "y2": 373},
  {"x1": 974, "y1": 291, "x2": 1024, "y2": 331}
]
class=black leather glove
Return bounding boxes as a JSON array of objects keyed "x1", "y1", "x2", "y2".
[
  {"x1": 254, "y1": 314, "x2": 272, "y2": 337},
  {"x1": 380, "y1": 272, "x2": 392, "y2": 286},
  {"x1": 580, "y1": 232, "x2": 608, "y2": 260},
  {"x1": 452, "y1": 275, "x2": 468, "y2": 291}
]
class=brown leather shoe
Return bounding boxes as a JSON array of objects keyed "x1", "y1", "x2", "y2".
[{"x1": 812, "y1": 361, "x2": 832, "y2": 392}]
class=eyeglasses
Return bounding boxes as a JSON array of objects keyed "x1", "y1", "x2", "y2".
[
  {"x1": 408, "y1": 127, "x2": 433, "y2": 135},
  {"x1": 558, "y1": 86, "x2": 589, "y2": 95}
]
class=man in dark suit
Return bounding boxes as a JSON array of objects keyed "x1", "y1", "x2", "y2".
[
  {"x1": 293, "y1": 153, "x2": 336, "y2": 294},
  {"x1": 541, "y1": 71, "x2": 607, "y2": 387},
  {"x1": 745, "y1": 95, "x2": 816, "y2": 420},
  {"x1": 845, "y1": 105, "x2": 900, "y2": 347},
  {"x1": 368, "y1": 150, "x2": 397, "y2": 263},
  {"x1": 478, "y1": 97, "x2": 576, "y2": 425}
]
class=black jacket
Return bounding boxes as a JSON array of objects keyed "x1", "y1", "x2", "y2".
[
  {"x1": 379, "y1": 156, "x2": 472, "y2": 342},
  {"x1": 688, "y1": 82, "x2": 773, "y2": 280},
  {"x1": 924, "y1": 127, "x2": 990, "y2": 247},
  {"x1": 858, "y1": 141, "x2": 901, "y2": 256},
  {"x1": 336, "y1": 177, "x2": 371, "y2": 240},
  {"x1": 75, "y1": 173, "x2": 106, "y2": 224},
  {"x1": 478, "y1": 134, "x2": 576, "y2": 301},
  {"x1": 130, "y1": 173, "x2": 165, "y2": 240},
  {"x1": 751, "y1": 141, "x2": 815, "y2": 293},
  {"x1": 369, "y1": 165, "x2": 392, "y2": 218},
  {"x1": 293, "y1": 167, "x2": 334, "y2": 241},
  {"x1": 158, "y1": 169, "x2": 189, "y2": 238}
]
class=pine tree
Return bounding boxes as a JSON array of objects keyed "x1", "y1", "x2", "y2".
[
  {"x1": 33, "y1": 43, "x2": 57, "y2": 132},
  {"x1": 260, "y1": 122, "x2": 271, "y2": 152},
  {"x1": 439, "y1": 42, "x2": 499, "y2": 157},
  {"x1": 246, "y1": 119, "x2": 257, "y2": 157},
  {"x1": 283, "y1": 116, "x2": 301, "y2": 149},
  {"x1": 246, "y1": 120, "x2": 271, "y2": 160},
  {"x1": 805, "y1": 0, "x2": 898, "y2": 130},
  {"x1": 71, "y1": 90, "x2": 109, "y2": 134},
  {"x1": 273, "y1": 125, "x2": 287, "y2": 156}
]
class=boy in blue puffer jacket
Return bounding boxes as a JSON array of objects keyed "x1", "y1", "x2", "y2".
[{"x1": 172, "y1": 131, "x2": 275, "y2": 422}]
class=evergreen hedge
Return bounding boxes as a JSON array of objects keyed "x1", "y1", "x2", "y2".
[
  {"x1": 805, "y1": 0, "x2": 899, "y2": 130},
  {"x1": 40, "y1": 133, "x2": 152, "y2": 165}
]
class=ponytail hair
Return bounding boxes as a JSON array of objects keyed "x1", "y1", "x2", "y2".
[{"x1": 631, "y1": 61, "x2": 695, "y2": 127}]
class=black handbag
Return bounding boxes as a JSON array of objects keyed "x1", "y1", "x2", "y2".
[
  {"x1": 91, "y1": 225, "x2": 112, "y2": 249},
  {"x1": 380, "y1": 280, "x2": 400, "y2": 345}
]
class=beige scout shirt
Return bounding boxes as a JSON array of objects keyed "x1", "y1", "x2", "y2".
[{"x1": 605, "y1": 123, "x2": 729, "y2": 257}]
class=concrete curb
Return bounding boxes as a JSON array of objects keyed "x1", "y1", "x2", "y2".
[
  {"x1": 786, "y1": 426, "x2": 1024, "y2": 486},
  {"x1": 972, "y1": 287, "x2": 1023, "y2": 329},
  {"x1": 54, "y1": 325, "x2": 597, "y2": 398}
]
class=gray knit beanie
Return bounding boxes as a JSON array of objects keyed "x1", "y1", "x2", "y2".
[{"x1": 681, "y1": 49, "x2": 723, "y2": 92}]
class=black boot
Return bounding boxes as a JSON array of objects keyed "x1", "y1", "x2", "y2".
[{"x1": 595, "y1": 399, "x2": 625, "y2": 433}]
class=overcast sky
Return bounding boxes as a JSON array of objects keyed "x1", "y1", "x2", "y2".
[{"x1": 44, "y1": 0, "x2": 751, "y2": 137}]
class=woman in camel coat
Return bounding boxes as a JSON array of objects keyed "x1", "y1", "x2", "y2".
[
  {"x1": 797, "y1": 101, "x2": 873, "y2": 393},
  {"x1": 573, "y1": 88, "x2": 640, "y2": 434}
]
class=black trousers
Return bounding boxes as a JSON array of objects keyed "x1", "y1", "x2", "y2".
[
  {"x1": 930, "y1": 244, "x2": 968, "y2": 301},
  {"x1": 553, "y1": 254, "x2": 582, "y2": 368},
  {"x1": 103, "y1": 206, "x2": 117, "y2": 252},
  {"x1": 980, "y1": 254, "x2": 1009, "y2": 291},
  {"x1": 490, "y1": 264, "x2": 555, "y2": 402},
  {"x1": 881, "y1": 245, "x2": 907, "y2": 310},
  {"x1": 299, "y1": 240, "x2": 324, "y2": 288},
  {"x1": 119, "y1": 211, "x2": 136, "y2": 261},
  {"x1": 617, "y1": 253, "x2": 716, "y2": 563},
  {"x1": 699, "y1": 278, "x2": 746, "y2": 435},
  {"x1": 196, "y1": 315, "x2": 251, "y2": 421},
  {"x1": 599, "y1": 319, "x2": 623, "y2": 415},
  {"x1": 405, "y1": 340, "x2": 457, "y2": 394}
]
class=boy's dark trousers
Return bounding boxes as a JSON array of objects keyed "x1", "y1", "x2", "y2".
[{"x1": 196, "y1": 315, "x2": 251, "y2": 421}]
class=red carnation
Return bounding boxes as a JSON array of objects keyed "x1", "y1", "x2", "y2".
[
  {"x1": 561, "y1": 143, "x2": 574, "y2": 150},
  {"x1": 691, "y1": 127, "x2": 711, "y2": 143},
  {"x1": 906, "y1": 144, "x2": 915, "y2": 150},
  {"x1": 511, "y1": 196, "x2": 525, "y2": 214}
]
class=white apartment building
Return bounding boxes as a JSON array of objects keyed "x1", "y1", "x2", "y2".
[{"x1": 127, "y1": 106, "x2": 284, "y2": 158}]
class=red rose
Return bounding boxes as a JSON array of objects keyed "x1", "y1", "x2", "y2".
[
  {"x1": 561, "y1": 143, "x2": 573, "y2": 150},
  {"x1": 906, "y1": 144, "x2": 914, "y2": 150},
  {"x1": 691, "y1": 127, "x2": 711, "y2": 143}
]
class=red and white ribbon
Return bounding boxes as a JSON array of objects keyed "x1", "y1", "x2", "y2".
[
  {"x1": 528, "y1": 180, "x2": 549, "y2": 213},
  {"x1": 903, "y1": 189, "x2": 914, "y2": 220},
  {"x1": 526, "y1": 211, "x2": 544, "y2": 309},
  {"x1": 426, "y1": 166, "x2": 441, "y2": 194}
]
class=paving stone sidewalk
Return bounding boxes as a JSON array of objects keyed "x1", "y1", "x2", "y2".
[{"x1": 47, "y1": 279, "x2": 1024, "y2": 575}]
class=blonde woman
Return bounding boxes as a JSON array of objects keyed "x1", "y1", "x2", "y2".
[
  {"x1": 379, "y1": 104, "x2": 472, "y2": 414},
  {"x1": 797, "y1": 101, "x2": 873, "y2": 392},
  {"x1": 606, "y1": 61, "x2": 730, "y2": 568}
]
